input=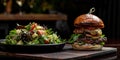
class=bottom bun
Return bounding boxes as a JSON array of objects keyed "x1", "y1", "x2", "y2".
[{"x1": 72, "y1": 42, "x2": 103, "y2": 50}]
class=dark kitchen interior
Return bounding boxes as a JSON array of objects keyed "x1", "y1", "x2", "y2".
[{"x1": 0, "y1": 0, "x2": 120, "y2": 60}]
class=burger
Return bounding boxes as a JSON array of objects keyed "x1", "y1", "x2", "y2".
[{"x1": 70, "y1": 14, "x2": 107, "y2": 50}]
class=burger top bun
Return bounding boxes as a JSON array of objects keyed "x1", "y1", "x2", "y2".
[{"x1": 74, "y1": 14, "x2": 104, "y2": 28}]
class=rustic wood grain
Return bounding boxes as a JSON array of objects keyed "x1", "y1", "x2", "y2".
[
  {"x1": 0, "y1": 44, "x2": 117, "y2": 60},
  {"x1": 0, "y1": 14, "x2": 67, "y2": 21}
]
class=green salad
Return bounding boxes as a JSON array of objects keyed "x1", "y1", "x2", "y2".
[{"x1": 4, "y1": 22, "x2": 65, "y2": 45}]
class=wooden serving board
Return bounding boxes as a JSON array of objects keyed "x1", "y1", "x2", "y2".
[{"x1": 0, "y1": 44, "x2": 117, "y2": 60}]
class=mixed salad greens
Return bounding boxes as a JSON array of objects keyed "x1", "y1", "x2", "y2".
[{"x1": 3, "y1": 22, "x2": 65, "y2": 45}]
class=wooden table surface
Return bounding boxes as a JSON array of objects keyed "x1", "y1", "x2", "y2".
[{"x1": 0, "y1": 44, "x2": 117, "y2": 60}]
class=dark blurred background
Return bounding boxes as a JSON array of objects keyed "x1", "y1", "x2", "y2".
[{"x1": 0, "y1": 0, "x2": 120, "y2": 43}]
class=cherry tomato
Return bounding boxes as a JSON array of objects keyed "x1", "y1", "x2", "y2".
[
  {"x1": 30, "y1": 23, "x2": 37, "y2": 31},
  {"x1": 30, "y1": 23, "x2": 37, "y2": 33},
  {"x1": 44, "y1": 40, "x2": 50, "y2": 44},
  {"x1": 37, "y1": 30, "x2": 46, "y2": 35}
]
